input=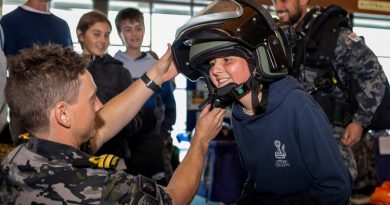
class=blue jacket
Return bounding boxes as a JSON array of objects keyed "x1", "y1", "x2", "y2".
[{"x1": 232, "y1": 76, "x2": 352, "y2": 204}]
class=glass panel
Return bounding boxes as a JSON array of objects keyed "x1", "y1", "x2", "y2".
[
  {"x1": 353, "y1": 27, "x2": 390, "y2": 58},
  {"x1": 175, "y1": 73, "x2": 187, "y2": 89},
  {"x1": 353, "y1": 13, "x2": 390, "y2": 29},
  {"x1": 153, "y1": 3, "x2": 191, "y2": 15},
  {"x1": 109, "y1": 1, "x2": 149, "y2": 12},
  {"x1": 194, "y1": 0, "x2": 213, "y2": 4},
  {"x1": 51, "y1": 0, "x2": 93, "y2": 10},
  {"x1": 171, "y1": 89, "x2": 189, "y2": 151},
  {"x1": 353, "y1": 13, "x2": 390, "y2": 79},
  {"x1": 151, "y1": 13, "x2": 189, "y2": 137},
  {"x1": 3, "y1": 0, "x2": 29, "y2": 6},
  {"x1": 53, "y1": 8, "x2": 91, "y2": 45},
  {"x1": 151, "y1": 13, "x2": 190, "y2": 58},
  {"x1": 378, "y1": 57, "x2": 390, "y2": 79},
  {"x1": 160, "y1": 0, "x2": 191, "y2": 3},
  {"x1": 51, "y1": 1, "x2": 92, "y2": 46},
  {"x1": 2, "y1": 4, "x2": 18, "y2": 15}
]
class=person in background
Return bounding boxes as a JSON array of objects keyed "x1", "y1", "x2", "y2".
[
  {"x1": 0, "y1": 25, "x2": 7, "y2": 135},
  {"x1": 145, "y1": 49, "x2": 180, "y2": 175},
  {"x1": 0, "y1": 0, "x2": 73, "y2": 142},
  {"x1": 75, "y1": 10, "x2": 142, "y2": 163},
  {"x1": 0, "y1": 43, "x2": 226, "y2": 204},
  {"x1": 0, "y1": 25, "x2": 12, "y2": 161},
  {"x1": 172, "y1": 0, "x2": 352, "y2": 204},
  {"x1": 114, "y1": 7, "x2": 177, "y2": 185},
  {"x1": 272, "y1": 0, "x2": 388, "y2": 195}
]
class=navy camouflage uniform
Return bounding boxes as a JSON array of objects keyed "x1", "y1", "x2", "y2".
[
  {"x1": 295, "y1": 26, "x2": 388, "y2": 181},
  {"x1": 0, "y1": 136, "x2": 172, "y2": 204}
]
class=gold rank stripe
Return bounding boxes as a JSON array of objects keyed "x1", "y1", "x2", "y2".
[
  {"x1": 358, "y1": 0, "x2": 390, "y2": 13},
  {"x1": 104, "y1": 154, "x2": 114, "y2": 168}
]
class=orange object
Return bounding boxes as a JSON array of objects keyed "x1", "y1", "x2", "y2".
[{"x1": 369, "y1": 181, "x2": 390, "y2": 205}]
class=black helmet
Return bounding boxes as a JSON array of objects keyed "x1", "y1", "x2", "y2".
[{"x1": 172, "y1": 0, "x2": 293, "y2": 82}]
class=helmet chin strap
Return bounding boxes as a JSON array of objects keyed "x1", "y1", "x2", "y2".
[
  {"x1": 199, "y1": 69, "x2": 270, "y2": 113},
  {"x1": 250, "y1": 76, "x2": 269, "y2": 115},
  {"x1": 198, "y1": 61, "x2": 270, "y2": 114},
  {"x1": 199, "y1": 70, "x2": 251, "y2": 109}
]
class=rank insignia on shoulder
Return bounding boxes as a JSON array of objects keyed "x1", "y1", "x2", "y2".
[
  {"x1": 17, "y1": 133, "x2": 30, "y2": 143},
  {"x1": 348, "y1": 32, "x2": 362, "y2": 43},
  {"x1": 72, "y1": 154, "x2": 120, "y2": 170},
  {"x1": 88, "y1": 154, "x2": 120, "y2": 169},
  {"x1": 137, "y1": 175, "x2": 158, "y2": 200}
]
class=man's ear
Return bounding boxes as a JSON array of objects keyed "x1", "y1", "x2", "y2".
[{"x1": 54, "y1": 102, "x2": 71, "y2": 128}]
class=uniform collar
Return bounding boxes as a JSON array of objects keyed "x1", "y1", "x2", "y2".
[{"x1": 25, "y1": 136, "x2": 88, "y2": 162}]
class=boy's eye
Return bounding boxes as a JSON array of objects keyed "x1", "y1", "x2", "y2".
[
  {"x1": 209, "y1": 60, "x2": 215, "y2": 67},
  {"x1": 223, "y1": 57, "x2": 231, "y2": 63}
]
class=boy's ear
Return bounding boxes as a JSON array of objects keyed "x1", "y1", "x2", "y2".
[
  {"x1": 119, "y1": 32, "x2": 125, "y2": 44},
  {"x1": 54, "y1": 102, "x2": 71, "y2": 128}
]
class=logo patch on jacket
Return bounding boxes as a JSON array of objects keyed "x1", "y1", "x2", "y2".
[{"x1": 274, "y1": 140, "x2": 290, "y2": 167}]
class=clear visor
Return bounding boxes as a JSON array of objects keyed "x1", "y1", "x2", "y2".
[{"x1": 175, "y1": 0, "x2": 243, "y2": 37}]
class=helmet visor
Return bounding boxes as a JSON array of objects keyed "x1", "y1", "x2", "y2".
[
  {"x1": 172, "y1": 0, "x2": 278, "y2": 81},
  {"x1": 175, "y1": 0, "x2": 243, "y2": 37}
]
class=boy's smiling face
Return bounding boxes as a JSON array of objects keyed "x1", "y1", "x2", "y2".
[
  {"x1": 208, "y1": 56, "x2": 251, "y2": 89},
  {"x1": 119, "y1": 20, "x2": 145, "y2": 50}
]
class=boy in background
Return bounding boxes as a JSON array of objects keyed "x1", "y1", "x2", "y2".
[{"x1": 114, "y1": 8, "x2": 177, "y2": 185}]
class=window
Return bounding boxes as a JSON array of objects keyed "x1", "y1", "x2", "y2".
[{"x1": 353, "y1": 13, "x2": 390, "y2": 79}]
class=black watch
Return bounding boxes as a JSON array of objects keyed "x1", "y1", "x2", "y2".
[{"x1": 141, "y1": 73, "x2": 162, "y2": 93}]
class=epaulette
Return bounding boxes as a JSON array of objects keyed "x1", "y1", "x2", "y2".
[
  {"x1": 137, "y1": 175, "x2": 159, "y2": 201},
  {"x1": 72, "y1": 154, "x2": 121, "y2": 170}
]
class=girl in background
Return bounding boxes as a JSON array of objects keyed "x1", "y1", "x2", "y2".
[{"x1": 76, "y1": 10, "x2": 142, "y2": 168}]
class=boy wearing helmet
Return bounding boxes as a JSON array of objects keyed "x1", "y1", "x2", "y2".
[{"x1": 173, "y1": 0, "x2": 352, "y2": 204}]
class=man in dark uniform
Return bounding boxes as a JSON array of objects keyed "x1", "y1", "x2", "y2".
[
  {"x1": 0, "y1": 44, "x2": 225, "y2": 204},
  {"x1": 272, "y1": 0, "x2": 388, "y2": 194}
]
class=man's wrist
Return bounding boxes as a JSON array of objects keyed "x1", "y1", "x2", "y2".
[{"x1": 141, "y1": 72, "x2": 162, "y2": 92}]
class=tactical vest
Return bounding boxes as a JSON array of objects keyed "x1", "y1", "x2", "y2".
[{"x1": 293, "y1": 5, "x2": 390, "y2": 130}]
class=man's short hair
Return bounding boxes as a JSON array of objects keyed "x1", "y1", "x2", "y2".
[
  {"x1": 6, "y1": 44, "x2": 87, "y2": 134},
  {"x1": 115, "y1": 8, "x2": 144, "y2": 33}
]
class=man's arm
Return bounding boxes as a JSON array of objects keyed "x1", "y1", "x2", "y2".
[
  {"x1": 166, "y1": 105, "x2": 225, "y2": 205},
  {"x1": 90, "y1": 46, "x2": 178, "y2": 151},
  {"x1": 335, "y1": 28, "x2": 387, "y2": 146}
]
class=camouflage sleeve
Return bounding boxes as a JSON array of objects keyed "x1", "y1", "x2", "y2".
[
  {"x1": 101, "y1": 172, "x2": 172, "y2": 205},
  {"x1": 334, "y1": 27, "x2": 387, "y2": 127}
]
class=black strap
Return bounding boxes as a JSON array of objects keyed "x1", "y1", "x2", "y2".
[
  {"x1": 141, "y1": 73, "x2": 162, "y2": 93},
  {"x1": 250, "y1": 78, "x2": 269, "y2": 115}
]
